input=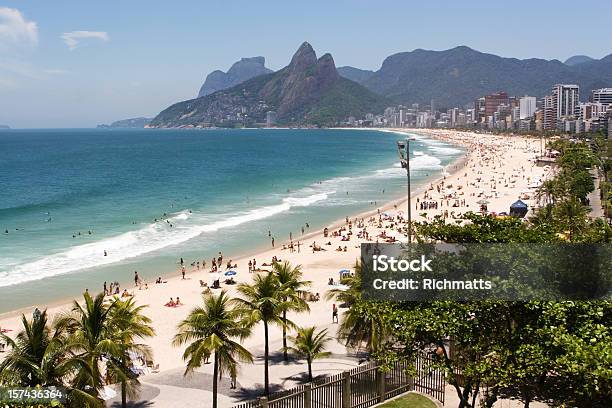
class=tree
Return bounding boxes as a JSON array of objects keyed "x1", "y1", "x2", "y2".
[
  {"x1": 0, "y1": 310, "x2": 69, "y2": 388},
  {"x1": 55, "y1": 292, "x2": 123, "y2": 407},
  {"x1": 326, "y1": 260, "x2": 361, "y2": 307},
  {"x1": 234, "y1": 273, "x2": 294, "y2": 396},
  {"x1": 326, "y1": 262, "x2": 391, "y2": 355},
  {"x1": 173, "y1": 291, "x2": 253, "y2": 408},
  {"x1": 109, "y1": 297, "x2": 155, "y2": 408},
  {"x1": 0, "y1": 309, "x2": 102, "y2": 407},
  {"x1": 284, "y1": 326, "x2": 331, "y2": 382},
  {"x1": 273, "y1": 261, "x2": 310, "y2": 362}
]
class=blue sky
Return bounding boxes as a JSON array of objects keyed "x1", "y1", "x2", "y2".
[{"x1": 1, "y1": 0, "x2": 611, "y2": 128}]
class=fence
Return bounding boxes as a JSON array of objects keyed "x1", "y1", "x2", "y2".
[{"x1": 232, "y1": 354, "x2": 445, "y2": 408}]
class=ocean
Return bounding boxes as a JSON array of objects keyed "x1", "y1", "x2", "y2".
[{"x1": 0, "y1": 128, "x2": 462, "y2": 313}]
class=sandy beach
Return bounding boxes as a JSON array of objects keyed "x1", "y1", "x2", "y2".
[{"x1": 0, "y1": 129, "x2": 551, "y2": 406}]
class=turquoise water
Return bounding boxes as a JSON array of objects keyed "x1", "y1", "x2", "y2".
[{"x1": 0, "y1": 128, "x2": 462, "y2": 313}]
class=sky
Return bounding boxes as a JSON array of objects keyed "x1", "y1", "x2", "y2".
[{"x1": 1, "y1": 0, "x2": 611, "y2": 128}]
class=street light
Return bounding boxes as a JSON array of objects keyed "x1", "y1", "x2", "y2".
[{"x1": 397, "y1": 137, "x2": 416, "y2": 243}]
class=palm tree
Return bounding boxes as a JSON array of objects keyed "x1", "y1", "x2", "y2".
[
  {"x1": 109, "y1": 297, "x2": 155, "y2": 408},
  {"x1": 173, "y1": 291, "x2": 253, "y2": 408},
  {"x1": 0, "y1": 309, "x2": 101, "y2": 407},
  {"x1": 327, "y1": 262, "x2": 389, "y2": 355},
  {"x1": 555, "y1": 197, "x2": 589, "y2": 241},
  {"x1": 326, "y1": 261, "x2": 361, "y2": 307},
  {"x1": 284, "y1": 326, "x2": 331, "y2": 382},
  {"x1": 273, "y1": 261, "x2": 310, "y2": 362},
  {"x1": 55, "y1": 292, "x2": 123, "y2": 406},
  {"x1": 234, "y1": 273, "x2": 294, "y2": 396},
  {"x1": 0, "y1": 310, "x2": 68, "y2": 387}
]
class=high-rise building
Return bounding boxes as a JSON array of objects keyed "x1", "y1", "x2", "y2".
[
  {"x1": 580, "y1": 102, "x2": 608, "y2": 120},
  {"x1": 266, "y1": 111, "x2": 276, "y2": 127},
  {"x1": 591, "y1": 88, "x2": 612, "y2": 106},
  {"x1": 552, "y1": 84, "x2": 580, "y2": 119},
  {"x1": 484, "y1": 91, "x2": 509, "y2": 117},
  {"x1": 519, "y1": 96, "x2": 537, "y2": 119},
  {"x1": 543, "y1": 95, "x2": 555, "y2": 130},
  {"x1": 474, "y1": 97, "x2": 486, "y2": 124}
]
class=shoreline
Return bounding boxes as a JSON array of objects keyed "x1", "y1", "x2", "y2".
[
  {"x1": 1, "y1": 128, "x2": 550, "y2": 398},
  {"x1": 0, "y1": 128, "x2": 464, "y2": 321}
]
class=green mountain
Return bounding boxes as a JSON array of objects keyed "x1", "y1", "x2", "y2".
[
  {"x1": 97, "y1": 117, "x2": 152, "y2": 128},
  {"x1": 150, "y1": 42, "x2": 390, "y2": 128},
  {"x1": 337, "y1": 66, "x2": 375, "y2": 83},
  {"x1": 343, "y1": 46, "x2": 612, "y2": 108},
  {"x1": 564, "y1": 55, "x2": 595, "y2": 66}
]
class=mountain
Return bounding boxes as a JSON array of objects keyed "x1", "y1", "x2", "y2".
[
  {"x1": 197, "y1": 57, "x2": 273, "y2": 97},
  {"x1": 97, "y1": 117, "x2": 152, "y2": 128},
  {"x1": 564, "y1": 55, "x2": 595, "y2": 66},
  {"x1": 345, "y1": 46, "x2": 612, "y2": 108},
  {"x1": 337, "y1": 66, "x2": 375, "y2": 83},
  {"x1": 151, "y1": 42, "x2": 390, "y2": 128}
]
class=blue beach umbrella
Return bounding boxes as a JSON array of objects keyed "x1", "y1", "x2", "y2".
[
  {"x1": 224, "y1": 270, "x2": 237, "y2": 276},
  {"x1": 339, "y1": 269, "x2": 352, "y2": 280}
]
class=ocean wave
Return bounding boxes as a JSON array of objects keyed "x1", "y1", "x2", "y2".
[
  {"x1": 0, "y1": 192, "x2": 331, "y2": 287},
  {"x1": 426, "y1": 146, "x2": 463, "y2": 155}
]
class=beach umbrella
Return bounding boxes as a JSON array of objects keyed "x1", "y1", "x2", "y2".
[
  {"x1": 224, "y1": 270, "x2": 237, "y2": 276},
  {"x1": 477, "y1": 199, "x2": 490, "y2": 205},
  {"x1": 509, "y1": 200, "x2": 529, "y2": 218}
]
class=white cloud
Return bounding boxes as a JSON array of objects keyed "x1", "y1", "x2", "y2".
[
  {"x1": 0, "y1": 7, "x2": 38, "y2": 47},
  {"x1": 0, "y1": 59, "x2": 67, "y2": 83},
  {"x1": 61, "y1": 31, "x2": 109, "y2": 50}
]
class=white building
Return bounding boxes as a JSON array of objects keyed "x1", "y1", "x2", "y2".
[
  {"x1": 591, "y1": 88, "x2": 612, "y2": 106},
  {"x1": 552, "y1": 84, "x2": 580, "y2": 119},
  {"x1": 519, "y1": 96, "x2": 537, "y2": 119}
]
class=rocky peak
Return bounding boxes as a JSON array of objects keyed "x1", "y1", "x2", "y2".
[
  {"x1": 288, "y1": 42, "x2": 317, "y2": 72},
  {"x1": 240, "y1": 56, "x2": 265, "y2": 64},
  {"x1": 316, "y1": 53, "x2": 339, "y2": 82}
]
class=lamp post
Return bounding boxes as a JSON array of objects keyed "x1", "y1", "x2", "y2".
[{"x1": 397, "y1": 137, "x2": 416, "y2": 243}]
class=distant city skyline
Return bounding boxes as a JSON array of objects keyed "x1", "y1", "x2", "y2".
[{"x1": 1, "y1": 0, "x2": 612, "y2": 128}]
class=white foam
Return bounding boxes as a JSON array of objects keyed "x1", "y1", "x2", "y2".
[
  {"x1": 0, "y1": 192, "x2": 331, "y2": 287},
  {"x1": 427, "y1": 146, "x2": 463, "y2": 155}
]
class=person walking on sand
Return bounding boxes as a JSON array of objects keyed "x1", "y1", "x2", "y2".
[
  {"x1": 181, "y1": 265, "x2": 186, "y2": 280},
  {"x1": 134, "y1": 271, "x2": 139, "y2": 287},
  {"x1": 248, "y1": 260, "x2": 252, "y2": 273},
  {"x1": 271, "y1": 237, "x2": 275, "y2": 248},
  {"x1": 332, "y1": 304, "x2": 338, "y2": 323}
]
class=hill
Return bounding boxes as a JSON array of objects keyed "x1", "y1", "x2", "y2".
[
  {"x1": 564, "y1": 55, "x2": 595, "y2": 66},
  {"x1": 344, "y1": 46, "x2": 612, "y2": 108},
  {"x1": 337, "y1": 66, "x2": 375, "y2": 83},
  {"x1": 197, "y1": 56, "x2": 273, "y2": 97},
  {"x1": 151, "y1": 42, "x2": 390, "y2": 128},
  {"x1": 97, "y1": 117, "x2": 152, "y2": 128}
]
